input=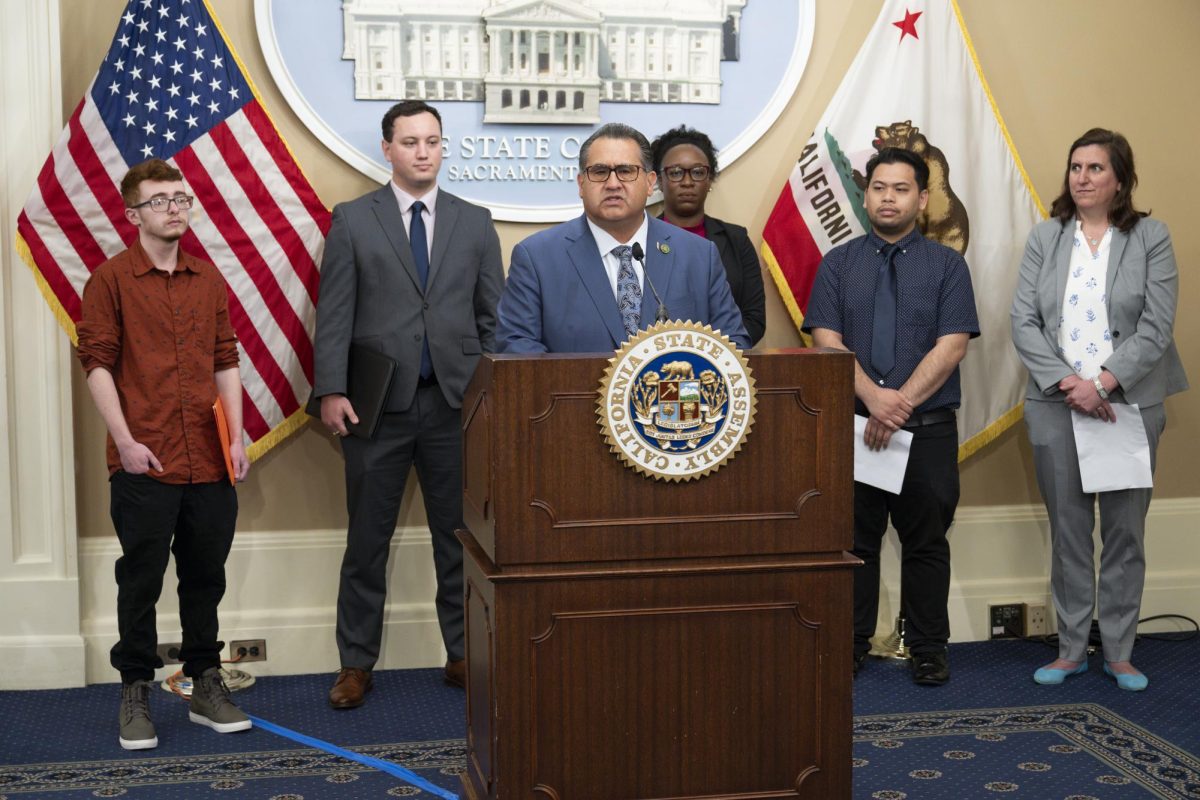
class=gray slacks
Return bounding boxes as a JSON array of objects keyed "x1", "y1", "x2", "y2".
[
  {"x1": 1024, "y1": 399, "x2": 1165, "y2": 662},
  {"x1": 336, "y1": 384, "x2": 465, "y2": 669}
]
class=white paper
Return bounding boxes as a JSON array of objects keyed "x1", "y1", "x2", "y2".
[
  {"x1": 853, "y1": 414, "x2": 914, "y2": 495},
  {"x1": 1071, "y1": 403, "x2": 1154, "y2": 493}
]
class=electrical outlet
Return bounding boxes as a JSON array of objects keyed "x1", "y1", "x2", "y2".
[
  {"x1": 230, "y1": 639, "x2": 267, "y2": 663},
  {"x1": 156, "y1": 643, "x2": 183, "y2": 664},
  {"x1": 989, "y1": 603, "x2": 1024, "y2": 639},
  {"x1": 1024, "y1": 603, "x2": 1048, "y2": 637}
]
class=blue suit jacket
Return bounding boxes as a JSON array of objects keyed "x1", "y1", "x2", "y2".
[{"x1": 497, "y1": 214, "x2": 750, "y2": 353}]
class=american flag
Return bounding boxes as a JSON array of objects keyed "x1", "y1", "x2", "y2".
[{"x1": 16, "y1": 0, "x2": 330, "y2": 457}]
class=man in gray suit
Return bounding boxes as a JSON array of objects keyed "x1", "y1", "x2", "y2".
[{"x1": 313, "y1": 100, "x2": 504, "y2": 708}]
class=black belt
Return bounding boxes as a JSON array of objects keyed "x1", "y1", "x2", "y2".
[
  {"x1": 902, "y1": 408, "x2": 956, "y2": 429},
  {"x1": 416, "y1": 373, "x2": 439, "y2": 388}
]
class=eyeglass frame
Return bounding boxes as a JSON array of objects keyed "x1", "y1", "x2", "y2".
[
  {"x1": 128, "y1": 194, "x2": 195, "y2": 212},
  {"x1": 582, "y1": 163, "x2": 646, "y2": 183},
  {"x1": 661, "y1": 165, "x2": 713, "y2": 183}
]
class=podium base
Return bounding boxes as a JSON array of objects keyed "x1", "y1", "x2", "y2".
[{"x1": 460, "y1": 535, "x2": 857, "y2": 799}]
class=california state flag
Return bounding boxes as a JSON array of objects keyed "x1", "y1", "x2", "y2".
[{"x1": 761, "y1": 0, "x2": 1045, "y2": 459}]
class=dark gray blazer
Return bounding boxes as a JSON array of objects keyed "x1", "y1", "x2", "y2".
[
  {"x1": 1011, "y1": 216, "x2": 1188, "y2": 407},
  {"x1": 313, "y1": 185, "x2": 504, "y2": 411}
]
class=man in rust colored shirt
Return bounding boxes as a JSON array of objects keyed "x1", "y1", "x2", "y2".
[{"x1": 77, "y1": 159, "x2": 252, "y2": 751}]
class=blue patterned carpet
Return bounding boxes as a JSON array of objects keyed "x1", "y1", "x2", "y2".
[
  {"x1": 2, "y1": 639, "x2": 1198, "y2": 799},
  {"x1": 852, "y1": 638, "x2": 1200, "y2": 798},
  {"x1": 853, "y1": 704, "x2": 1200, "y2": 799},
  {"x1": 0, "y1": 667, "x2": 466, "y2": 799}
]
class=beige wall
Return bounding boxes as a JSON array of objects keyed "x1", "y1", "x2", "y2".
[{"x1": 62, "y1": 1, "x2": 1198, "y2": 537}]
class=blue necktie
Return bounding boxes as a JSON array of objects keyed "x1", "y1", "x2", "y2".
[
  {"x1": 613, "y1": 245, "x2": 641, "y2": 339},
  {"x1": 871, "y1": 244, "x2": 898, "y2": 378},
  {"x1": 409, "y1": 200, "x2": 433, "y2": 380}
]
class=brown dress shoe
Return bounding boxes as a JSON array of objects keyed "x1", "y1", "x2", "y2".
[
  {"x1": 444, "y1": 659, "x2": 466, "y2": 689},
  {"x1": 329, "y1": 667, "x2": 372, "y2": 709}
]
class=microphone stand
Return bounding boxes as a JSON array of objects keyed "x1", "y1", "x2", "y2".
[
  {"x1": 631, "y1": 242, "x2": 669, "y2": 324},
  {"x1": 869, "y1": 588, "x2": 912, "y2": 661}
]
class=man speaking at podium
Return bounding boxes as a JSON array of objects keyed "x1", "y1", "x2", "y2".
[{"x1": 496, "y1": 123, "x2": 750, "y2": 353}]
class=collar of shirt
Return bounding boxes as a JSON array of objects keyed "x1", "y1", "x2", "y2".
[
  {"x1": 390, "y1": 181, "x2": 438, "y2": 257},
  {"x1": 129, "y1": 237, "x2": 200, "y2": 277},
  {"x1": 865, "y1": 227, "x2": 924, "y2": 256},
  {"x1": 586, "y1": 212, "x2": 650, "y2": 300}
]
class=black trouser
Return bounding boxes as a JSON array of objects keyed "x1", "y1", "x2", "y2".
[
  {"x1": 109, "y1": 472, "x2": 238, "y2": 684},
  {"x1": 852, "y1": 420, "x2": 959, "y2": 657}
]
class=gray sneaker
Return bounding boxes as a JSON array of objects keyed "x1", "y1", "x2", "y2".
[
  {"x1": 188, "y1": 667, "x2": 252, "y2": 733},
  {"x1": 119, "y1": 680, "x2": 158, "y2": 750}
]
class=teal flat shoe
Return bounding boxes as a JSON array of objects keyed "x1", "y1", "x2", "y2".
[
  {"x1": 1033, "y1": 661, "x2": 1087, "y2": 685},
  {"x1": 1104, "y1": 663, "x2": 1148, "y2": 691}
]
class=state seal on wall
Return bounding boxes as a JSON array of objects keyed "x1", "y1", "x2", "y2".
[{"x1": 597, "y1": 321, "x2": 756, "y2": 482}]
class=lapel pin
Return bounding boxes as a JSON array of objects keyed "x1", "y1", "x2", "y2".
[{"x1": 657, "y1": 242, "x2": 670, "y2": 254}]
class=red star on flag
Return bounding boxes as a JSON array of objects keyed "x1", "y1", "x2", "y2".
[{"x1": 893, "y1": 8, "x2": 923, "y2": 41}]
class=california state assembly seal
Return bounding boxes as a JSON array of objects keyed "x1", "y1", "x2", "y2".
[{"x1": 597, "y1": 321, "x2": 756, "y2": 482}]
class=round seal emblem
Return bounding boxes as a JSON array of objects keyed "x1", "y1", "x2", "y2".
[{"x1": 597, "y1": 321, "x2": 756, "y2": 482}]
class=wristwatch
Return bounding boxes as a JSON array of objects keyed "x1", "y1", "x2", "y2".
[{"x1": 1092, "y1": 377, "x2": 1109, "y2": 400}]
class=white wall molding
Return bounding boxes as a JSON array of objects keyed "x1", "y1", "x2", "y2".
[
  {"x1": 63, "y1": 498, "x2": 1200, "y2": 686},
  {"x1": 875, "y1": 498, "x2": 1200, "y2": 643},
  {"x1": 78, "y1": 526, "x2": 449, "y2": 684},
  {"x1": 0, "y1": 0, "x2": 85, "y2": 691}
]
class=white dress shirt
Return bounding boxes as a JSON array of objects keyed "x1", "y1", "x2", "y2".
[
  {"x1": 389, "y1": 181, "x2": 438, "y2": 259},
  {"x1": 586, "y1": 213, "x2": 650, "y2": 301}
]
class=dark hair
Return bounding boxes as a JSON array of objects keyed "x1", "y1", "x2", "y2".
[
  {"x1": 864, "y1": 147, "x2": 929, "y2": 192},
  {"x1": 578, "y1": 123, "x2": 653, "y2": 172},
  {"x1": 1049, "y1": 128, "x2": 1144, "y2": 233},
  {"x1": 120, "y1": 159, "x2": 184, "y2": 207},
  {"x1": 381, "y1": 100, "x2": 442, "y2": 141},
  {"x1": 649, "y1": 125, "x2": 718, "y2": 178}
]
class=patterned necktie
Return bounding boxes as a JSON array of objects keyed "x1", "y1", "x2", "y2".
[
  {"x1": 409, "y1": 200, "x2": 433, "y2": 379},
  {"x1": 613, "y1": 245, "x2": 641, "y2": 338},
  {"x1": 871, "y1": 244, "x2": 898, "y2": 378}
]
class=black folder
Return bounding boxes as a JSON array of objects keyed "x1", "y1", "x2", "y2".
[{"x1": 305, "y1": 343, "x2": 397, "y2": 440}]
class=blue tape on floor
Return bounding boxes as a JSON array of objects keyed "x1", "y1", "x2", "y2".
[{"x1": 248, "y1": 714, "x2": 459, "y2": 800}]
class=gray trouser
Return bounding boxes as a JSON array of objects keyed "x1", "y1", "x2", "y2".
[
  {"x1": 1024, "y1": 400, "x2": 1165, "y2": 662},
  {"x1": 336, "y1": 384, "x2": 465, "y2": 669}
]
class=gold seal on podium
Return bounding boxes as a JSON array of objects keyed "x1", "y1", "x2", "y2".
[{"x1": 597, "y1": 320, "x2": 756, "y2": 482}]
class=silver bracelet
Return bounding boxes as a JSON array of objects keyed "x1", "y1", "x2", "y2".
[{"x1": 1092, "y1": 377, "x2": 1109, "y2": 400}]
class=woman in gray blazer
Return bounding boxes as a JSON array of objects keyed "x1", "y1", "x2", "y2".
[
  {"x1": 1011, "y1": 128, "x2": 1187, "y2": 691},
  {"x1": 651, "y1": 125, "x2": 767, "y2": 345}
]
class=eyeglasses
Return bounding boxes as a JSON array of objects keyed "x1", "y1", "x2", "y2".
[
  {"x1": 662, "y1": 165, "x2": 712, "y2": 183},
  {"x1": 584, "y1": 164, "x2": 643, "y2": 182},
  {"x1": 129, "y1": 194, "x2": 194, "y2": 212}
]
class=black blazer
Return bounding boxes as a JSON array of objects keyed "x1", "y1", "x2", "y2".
[{"x1": 659, "y1": 214, "x2": 766, "y2": 345}]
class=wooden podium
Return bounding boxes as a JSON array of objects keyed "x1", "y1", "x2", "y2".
[{"x1": 458, "y1": 349, "x2": 856, "y2": 799}]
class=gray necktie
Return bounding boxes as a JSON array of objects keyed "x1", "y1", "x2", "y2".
[{"x1": 613, "y1": 245, "x2": 641, "y2": 338}]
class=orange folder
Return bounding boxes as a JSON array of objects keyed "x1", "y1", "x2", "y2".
[{"x1": 212, "y1": 396, "x2": 236, "y2": 485}]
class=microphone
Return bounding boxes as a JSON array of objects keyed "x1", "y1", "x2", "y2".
[{"x1": 631, "y1": 242, "x2": 669, "y2": 324}]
